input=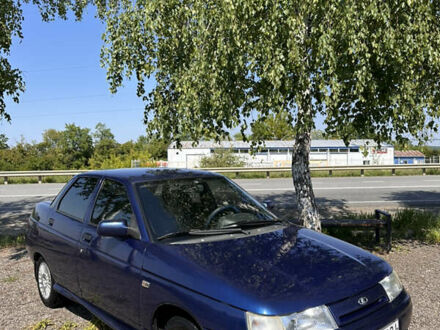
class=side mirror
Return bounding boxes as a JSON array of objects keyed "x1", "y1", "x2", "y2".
[
  {"x1": 97, "y1": 220, "x2": 129, "y2": 238},
  {"x1": 262, "y1": 199, "x2": 274, "y2": 210}
]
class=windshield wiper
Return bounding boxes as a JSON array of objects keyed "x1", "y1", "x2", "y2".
[
  {"x1": 221, "y1": 219, "x2": 284, "y2": 229},
  {"x1": 156, "y1": 228, "x2": 249, "y2": 241}
]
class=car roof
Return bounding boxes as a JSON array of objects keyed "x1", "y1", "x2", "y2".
[{"x1": 80, "y1": 168, "x2": 222, "y2": 184}]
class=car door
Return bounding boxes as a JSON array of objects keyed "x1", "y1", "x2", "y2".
[
  {"x1": 41, "y1": 176, "x2": 99, "y2": 296},
  {"x1": 78, "y1": 178, "x2": 144, "y2": 329}
]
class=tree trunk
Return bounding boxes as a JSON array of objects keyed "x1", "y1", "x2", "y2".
[{"x1": 292, "y1": 130, "x2": 321, "y2": 231}]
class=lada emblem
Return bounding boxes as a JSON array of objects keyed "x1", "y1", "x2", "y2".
[{"x1": 358, "y1": 296, "x2": 369, "y2": 305}]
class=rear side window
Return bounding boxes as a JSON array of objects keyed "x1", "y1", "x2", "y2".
[
  {"x1": 91, "y1": 179, "x2": 135, "y2": 227},
  {"x1": 58, "y1": 177, "x2": 99, "y2": 221}
]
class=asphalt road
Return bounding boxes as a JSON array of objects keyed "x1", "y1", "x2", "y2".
[
  {"x1": 2, "y1": 175, "x2": 440, "y2": 234},
  {"x1": 236, "y1": 175, "x2": 440, "y2": 206},
  {"x1": 236, "y1": 175, "x2": 440, "y2": 218}
]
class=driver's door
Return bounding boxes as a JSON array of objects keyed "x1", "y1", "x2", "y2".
[{"x1": 78, "y1": 178, "x2": 144, "y2": 328}]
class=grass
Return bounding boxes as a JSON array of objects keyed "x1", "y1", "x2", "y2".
[
  {"x1": 2, "y1": 176, "x2": 71, "y2": 184},
  {"x1": 2, "y1": 168, "x2": 440, "y2": 183},
  {"x1": 323, "y1": 209, "x2": 440, "y2": 249},
  {"x1": 59, "y1": 322, "x2": 79, "y2": 330},
  {"x1": 27, "y1": 319, "x2": 109, "y2": 330},
  {"x1": 220, "y1": 168, "x2": 440, "y2": 179},
  {"x1": 29, "y1": 319, "x2": 53, "y2": 330},
  {"x1": 0, "y1": 234, "x2": 25, "y2": 249},
  {"x1": 392, "y1": 209, "x2": 440, "y2": 244},
  {"x1": 2, "y1": 275, "x2": 19, "y2": 283},
  {"x1": 83, "y1": 318, "x2": 111, "y2": 330}
]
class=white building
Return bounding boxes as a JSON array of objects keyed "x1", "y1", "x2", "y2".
[{"x1": 167, "y1": 140, "x2": 394, "y2": 168}]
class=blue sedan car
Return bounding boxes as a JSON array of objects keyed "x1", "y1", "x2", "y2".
[{"x1": 26, "y1": 168, "x2": 412, "y2": 330}]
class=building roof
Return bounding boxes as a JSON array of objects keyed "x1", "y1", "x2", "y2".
[
  {"x1": 394, "y1": 150, "x2": 425, "y2": 158},
  {"x1": 169, "y1": 139, "x2": 391, "y2": 149}
]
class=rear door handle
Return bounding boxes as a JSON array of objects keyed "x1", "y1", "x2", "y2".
[
  {"x1": 82, "y1": 233, "x2": 93, "y2": 243},
  {"x1": 48, "y1": 218, "x2": 55, "y2": 226}
]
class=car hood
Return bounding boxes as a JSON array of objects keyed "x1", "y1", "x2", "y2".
[{"x1": 144, "y1": 225, "x2": 391, "y2": 315}]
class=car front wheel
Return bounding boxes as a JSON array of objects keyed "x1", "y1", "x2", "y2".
[
  {"x1": 36, "y1": 258, "x2": 64, "y2": 308},
  {"x1": 164, "y1": 316, "x2": 198, "y2": 330}
]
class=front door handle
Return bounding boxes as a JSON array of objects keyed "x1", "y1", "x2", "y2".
[
  {"x1": 82, "y1": 233, "x2": 93, "y2": 243},
  {"x1": 48, "y1": 218, "x2": 55, "y2": 226}
]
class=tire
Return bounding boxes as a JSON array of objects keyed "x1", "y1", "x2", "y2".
[
  {"x1": 164, "y1": 316, "x2": 198, "y2": 330},
  {"x1": 35, "y1": 258, "x2": 64, "y2": 308}
]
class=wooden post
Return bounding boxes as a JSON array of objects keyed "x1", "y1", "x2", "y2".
[
  {"x1": 360, "y1": 169, "x2": 364, "y2": 177},
  {"x1": 38, "y1": 176, "x2": 43, "y2": 184},
  {"x1": 375, "y1": 226, "x2": 380, "y2": 243},
  {"x1": 392, "y1": 168, "x2": 396, "y2": 176},
  {"x1": 4, "y1": 176, "x2": 8, "y2": 185},
  {"x1": 422, "y1": 168, "x2": 426, "y2": 176},
  {"x1": 266, "y1": 171, "x2": 270, "y2": 179}
]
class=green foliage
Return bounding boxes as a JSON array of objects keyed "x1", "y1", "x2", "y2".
[
  {"x1": 89, "y1": 123, "x2": 118, "y2": 168},
  {"x1": 250, "y1": 111, "x2": 294, "y2": 141},
  {"x1": 83, "y1": 317, "x2": 111, "y2": 330},
  {"x1": 29, "y1": 319, "x2": 53, "y2": 330},
  {"x1": 91, "y1": 0, "x2": 440, "y2": 149},
  {"x1": 0, "y1": 133, "x2": 8, "y2": 149},
  {"x1": 0, "y1": 123, "x2": 169, "y2": 171},
  {"x1": 59, "y1": 123, "x2": 94, "y2": 169},
  {"x1": 199, "y1": 149, "x2": 245, "y2": 168},
  {"x1": 93, "y1": 123, "x2": 117, "y2": 155},
  {"x1": 0, "y1": 0, "x2": 25, "y2": 122},
  {"x1": 59, "y1": 321, "x2": 78, "y2": 330},
  {"x1": 392, "y1": 209, "x2": 440, "y2": 244},
  {"x1": 0, "y1": 234, "x2": 25, "y2": 248},
  {"x1": 2, "y1": 275, "x2": 19, "y2": 283},
  {"x1": 310, "y1": 130, "x2": 325, "y2": 140},
  {"x1": 233, "y1": 132, "x2": 247, "y2": 141},
  {"x1": 143, "y1": 137, "x2": 169, "y2": 160}
]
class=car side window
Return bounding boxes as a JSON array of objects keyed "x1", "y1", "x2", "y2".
[
  {"x1": 91, "y1": 179, "x2": 137, "y2": 230},
  {"x1": 58, "y1": 177, "x2": 99, "y2": 221}
]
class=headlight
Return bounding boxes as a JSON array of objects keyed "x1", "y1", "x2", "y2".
[
  {"x1": 246, "y1": 305, "x2": 338, "y2": 330},
  {"x1": 380, "y1": 270, "x2": 403, "y2": 302}
]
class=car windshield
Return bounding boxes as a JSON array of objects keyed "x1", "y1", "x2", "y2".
[{"x1": 136, "y1": 176, "x2": 277, "y2": 239}]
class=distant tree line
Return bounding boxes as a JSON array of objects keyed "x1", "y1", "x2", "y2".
[{"x1": 0, "y1": 123, "x2": 168, "y2": 171}]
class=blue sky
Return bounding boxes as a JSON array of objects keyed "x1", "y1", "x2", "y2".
[{"x1": 1, "y1": 4, "x2": 152, "y2": 145}]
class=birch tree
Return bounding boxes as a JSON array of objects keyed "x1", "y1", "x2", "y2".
[
  {"x1": 8, "y1": 0, "x2": 440, "y2": 230},
  {"x1": 92, "y1": 0, "x2": 440, "y2": 230}
]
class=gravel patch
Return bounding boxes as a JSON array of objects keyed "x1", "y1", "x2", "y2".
[
  {"x1": 0, "y1": 247, "x2": 93, "y2": 330},
  {"x1": 0, "y1": 243, "x2": 438, "y2": 329},
  {"x1": 376, "y1": 242, "x2": 440, "y2": 330}
]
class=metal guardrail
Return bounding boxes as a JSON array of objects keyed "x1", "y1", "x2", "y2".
[
  {"x1": 0, "y1": 170, "x2": 88, "y2": 184},
  {"x1": 202, "y1": 164, "x2": 440, "y2": 178},
  {"x1": 1, "y1": 164, "x2": 440, "y2": 184}
]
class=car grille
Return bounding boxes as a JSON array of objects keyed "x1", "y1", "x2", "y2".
[{"x1": 328, "y1": 284, "x2": 389, "y2": 326}]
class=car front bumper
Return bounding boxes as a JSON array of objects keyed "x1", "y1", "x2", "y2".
[{"x1": 338, "y1": 289, "x2": 412, "y2": 330}]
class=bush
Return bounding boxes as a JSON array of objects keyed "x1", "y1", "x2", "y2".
[
  {"x1": 392, "y1": 209, "x2": 440, "y2": 243},
  {"x1": 0, "y1": 234, "x2": 25, "y2": 248},
  {"x1": 199, "y1": 149, "x2": 245, "y2": 168}
]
